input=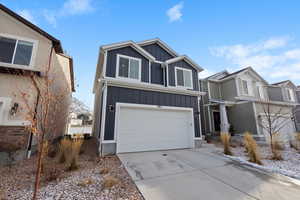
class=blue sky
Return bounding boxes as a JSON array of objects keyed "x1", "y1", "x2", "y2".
[{"x1": 2, "y1": 0, "x2": 300, "y2": 109}]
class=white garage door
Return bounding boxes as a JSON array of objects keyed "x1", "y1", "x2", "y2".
[{"x1": 116, "y1": 104, "x2": 194, "y2": 153}]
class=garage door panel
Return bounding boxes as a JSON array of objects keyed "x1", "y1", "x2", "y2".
[{"x1": 116, "y1": 105, "x2": 194, "y2": 153}]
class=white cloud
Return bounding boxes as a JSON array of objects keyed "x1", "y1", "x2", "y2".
[
  {"x1": 166, "y1": 2, "x2": 184, "y2": 22},
  {"x1": 210, "y1": 36, "x2": 300, "y2": 83},
  {"x1": 43, "y1": 0, "x2": 94, "y2": 26},
  {"x1": 18, "y1": 9, "x2": 37, "y2": 24}
]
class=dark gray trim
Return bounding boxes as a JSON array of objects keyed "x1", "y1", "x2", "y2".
[
  {"x1": 141, "y1": 43, "x2": 174, "y2": 61},
  {"x1": 103, "y1": 86, "x2": 201, "y2": 140}
]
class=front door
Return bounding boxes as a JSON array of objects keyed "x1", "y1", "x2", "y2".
[{"x1": 213, "y1": 111, "x2": 220, "y2": 132}]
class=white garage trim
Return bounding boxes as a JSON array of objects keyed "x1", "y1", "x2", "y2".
[{"x1": 114, "y1": 103, "x2": 195, "y2": 153}]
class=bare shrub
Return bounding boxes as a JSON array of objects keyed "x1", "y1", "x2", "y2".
[
  {"x1": 243, "y1": 132, "x2": 262, "y2": 165},
  {"x1": 220, "y1": 132, "x2": 233, "y2": 155},
  {"x1": 44, "y1": 167, "x2": 63, "y2": 182},
  {"x1": 58, "y1": 138, "x2": 72, "y2": 163},
  {"x1": 0, "y1": 189, "x2": 5, "y2": 200},
  {"x1": 103, "y1": 176, "x2": 119, "y2": 189},
  {"x1": 67, "y1": 139, "x2": 84, "y2": 171},
  {"x1": 78, "y1": 179, "x2": 94, "y2": 187},
  {"x1": 100, "y1": 168, "x2": 110, "y2": 175}
]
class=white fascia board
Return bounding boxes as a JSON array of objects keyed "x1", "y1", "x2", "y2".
[
  {"x1": 101, "y1": 41, "x2": 155, "y2": 61},
  {"x1": 137, "y1": 38, "x2": 179, "y2": 57},
  {"x1": 240, "y1": 68, "x2": 269, "y2": 85},
  {"x1": 165, "y1": 56, "x2": 203, "y2": 72},
  {"x1": 235, "y1": 96, "x2": 299, "y2": 106},
  {"x1": 100, "y1": 77, "x2": 206, "y2": 97}
]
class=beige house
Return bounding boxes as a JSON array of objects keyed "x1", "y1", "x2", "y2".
[{"x1": 0, "y1": 4, "x2": 75, "y2": 162}]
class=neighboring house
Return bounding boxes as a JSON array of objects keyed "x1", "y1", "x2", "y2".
[
  {"x1": 296, "y1": 86, "x2": 300, "y2": 131},
  {"x1": 200, "y1": 67, "x2": 298, "y2": 142},
  {"x1": 0, "y1": 4, "x2": 75, "y2": 162},
  {"x1": 93, "y1": 38, "x2": 205, "y2": 155}
]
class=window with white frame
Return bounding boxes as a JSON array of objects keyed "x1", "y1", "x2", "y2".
[
  {"x1": 0, "y1": 35, "x2": 35, "y2": 67},
  {"x1": 242, "y1": 80, "x2": 249, "y2": 95},
  {"x1": 117, "y1": 55, "x2": 141, "y2": 81},
  {"x1": 286, "y1": 88, "x2": 295, "y2": 101},
  {"x1": 175, "y1": 67, "x2": 193, "y2": 89},
  {"x1": 256, "y1": 85, "x2": 265, "y2": 99}
]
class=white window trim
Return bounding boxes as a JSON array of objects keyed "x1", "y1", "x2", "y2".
[
  {"x1": 286, "y1": 88, "x2": 295, "y2": 102},
  {"x1": 175, "y1": 66, "x2": 193, "y2": 90},
  {"x1": 256, "y1": 84, "x2": 265, "y2": 100},
  {"x1": 0, "y1": 33, "x2": 38, "y2": 70},
  {"x1": 116, "y1": 54, "x2": 142, "y2": 82}
]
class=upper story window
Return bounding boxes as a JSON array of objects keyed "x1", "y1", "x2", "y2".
[
  {"x1": 256, "y1": 85, "x2": 265, "y2": 99},
  {"x1": 0, "y1": 34, "x2": 37, "y2": 68},
  {"x1": 175, "y1": 67, "x2": 193, "y2": 89},
  {"x1": 286, "y1": 88, "x2": 295, "y2": 102},
  {"x1": 242, "y1": 80, "x2": 249, "y2": 95},
  {"x1": 116, "y1": 54, "x2": 141, "y2": 81}
]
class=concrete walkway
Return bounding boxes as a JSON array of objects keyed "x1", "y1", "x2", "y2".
[{"x1": 118, "y1": 147, "x2": 300, "y2": 200}]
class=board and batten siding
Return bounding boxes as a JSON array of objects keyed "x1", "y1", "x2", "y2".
[
  {"x1": 168, "y1": 60, "x2": 199, "y2": 91},
  {"x1": 141, "y1": 43, "x2": 174, "y2": 62},
  {"x1": 105, "y1": 46, "x2": 150, "y2": 82},
  {"x1": 103, "y1": 86, "x2": 201, "y2": 141},
  {"x1": 151, "y1": 62, "x2": 164, "y2": 85}
]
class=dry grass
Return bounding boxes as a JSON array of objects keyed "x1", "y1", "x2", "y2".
[
  {"x1": 68, "y1": 139, "x2": 84, "y2": 171},
  {"x1": 0, "y1": 189, "x2": 5, "y2": 200},
  {"x1": 78, "y1": 178, "x2": 95, "y2": 187},
  {"x1": 220, "y1": 132, "x2": 233, "y2": 156},
  {"x1": 103, "y1": 175, "x2": 120, "y2": 189},
  {"x1": 243, "y1": 132, "x2": 262, "y2": 165},
  {"x1": 271, "y1": 133, "x2": 283, "y2": 160},
  {"x1": 100, "y1": 167, "x2": 110, "y2": 175},
  {"x1": 58, "y1": 138, "x2": 72, "y2": 163}
]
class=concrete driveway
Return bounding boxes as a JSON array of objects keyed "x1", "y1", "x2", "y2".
[{"x1": 118, "y1": 147, "x2": 300, "y2": 200}]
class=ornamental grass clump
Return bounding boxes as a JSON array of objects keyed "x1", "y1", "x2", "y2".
[
  {"x1": 68, "y1": 139, "x2": 84, "y2": 171},
  {"x1": 58, "y1": 137, "x2": 72, "y2": 163},
  {"x1": 271, "y1": 133, "x2": 283, "y2": 161},
  {"x1": 243, "y1": 132, "x2": 262, "y2": 165},
  {"x1": 220, "y1": 132, "x2": 233, "y2": 155}
]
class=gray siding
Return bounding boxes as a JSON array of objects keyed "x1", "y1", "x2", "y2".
[
  {"x1": 141, "y1": 43, "x2": 174, "y2": 61},
  {"x1": 220, "y1": 79, "x2": 237, "y2": 101},
  {"x1": 227, "y1": 102, "x2": 258, "y2": 135},
  {"x1": 268, "y1": 87, "x2": 284, "y2": 101},
  {"x1": 168, "y1": 60, "x2": 199, "y2": 91},
  {"x1": 103, "y1": 86, "x2": 201, "y2": 140},
  {"x1": 150, "y1": 62, "x2": 164, "y2": 85},
  {"x1": 106, "y1": 46, "x2": 150, "y2": 82},
  {"x1": 209, "y1": 81, "x2": 221, "y2": 100},
  {"x1": 92, "y1": 86, "x2": 103, "y2": 139},
  {"x1": 297, "y1": 90, "x2": 300, "y2": 102}
]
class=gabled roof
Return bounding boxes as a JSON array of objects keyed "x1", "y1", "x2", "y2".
[
  {"x1": 0, "y1": 4, "x2": 63, "y2": 53},
  {"x1": 272, "y1": 80, "x2": 297, "y2": 88},
  {"x1": 205, "y1": 70, "x2": 229, "y2": 80},
  {"x1": 137, "y1": 38, "x2": 179, "y2": 57},
  {"x1": 220, "y1": 67, "x2": 268, "y2": 84},
  {"x1": 165, "y1": 55, "x2": 203, "y2": 72},
  {"x1": 101, "y1": 40, "x2": 156, "y2": 61}
]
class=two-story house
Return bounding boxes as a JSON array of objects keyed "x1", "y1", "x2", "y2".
[
  {"x1": 0, "y1": 4, "x2": 75, "y2": 163},
  {"x1": 93, "y1": 38, "x2": 205, "y2": 155},
  {"x1": 200, "y1": 67, "x2": 297, "y2": 143}
]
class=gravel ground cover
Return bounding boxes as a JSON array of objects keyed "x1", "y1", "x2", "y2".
[
  {"x1": 214, "y1": 141, "x2": 300, "y2": 180},
  {"x1": 0, "y1": 140, "x2": 143, "y2": 200}
]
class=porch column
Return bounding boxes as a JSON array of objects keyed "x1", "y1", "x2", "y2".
[{"x1": 220, "y1": 103, "x2": 230, "y2": 133}]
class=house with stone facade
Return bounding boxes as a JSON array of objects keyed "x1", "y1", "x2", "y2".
[
  {"x1": 200, "y1": 67, "x2": 298, "y2": 143},
  {"x1": 0, "y1": 4, "x2": 75, "y2": 164}
]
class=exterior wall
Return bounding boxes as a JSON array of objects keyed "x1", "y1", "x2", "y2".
[
  {"x1": 209, "y1": 81, "x2": 221, "y2": 100},
  {"x1": 103, "y1": 86, "x2": 201, "y2": 141},
  {"x1": 0, "y1": 9, "x2": 73, "y2": 160},
  {"x1": 92, "y1": 84, "x2": 103, "y2": 139},
  {"x1": 220, "y1": 78, "x2": 237, "y2": 101},
  {"x1": 296, "y1": 90, "x2": 300, "y2": 131},
  {"x1": 105, "y1": 46, "x2": 150, "y2": 83},
  {"x1": 268, "y1": 87, "x2": 284, "y2": 102},
  {"x1": 140, "y1": 43, "x2": 174, "y2": 61},
  {"x1": 227, "y1": 102, "x2": 258, "y2": 135},
  {"x1": 150, "y1": 62, "x2": 164, "y2": 85},
  {"x1": 168, "y1": 60, "x2": 199, "y2": 91}
]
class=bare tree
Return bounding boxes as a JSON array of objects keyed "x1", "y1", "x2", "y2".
[
  {"x1": 16, "y1": 46, "x2": 71, "y2": 199},
  {"x1": 258, "y1": 101, "x2": 294, "y2": 154}
]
